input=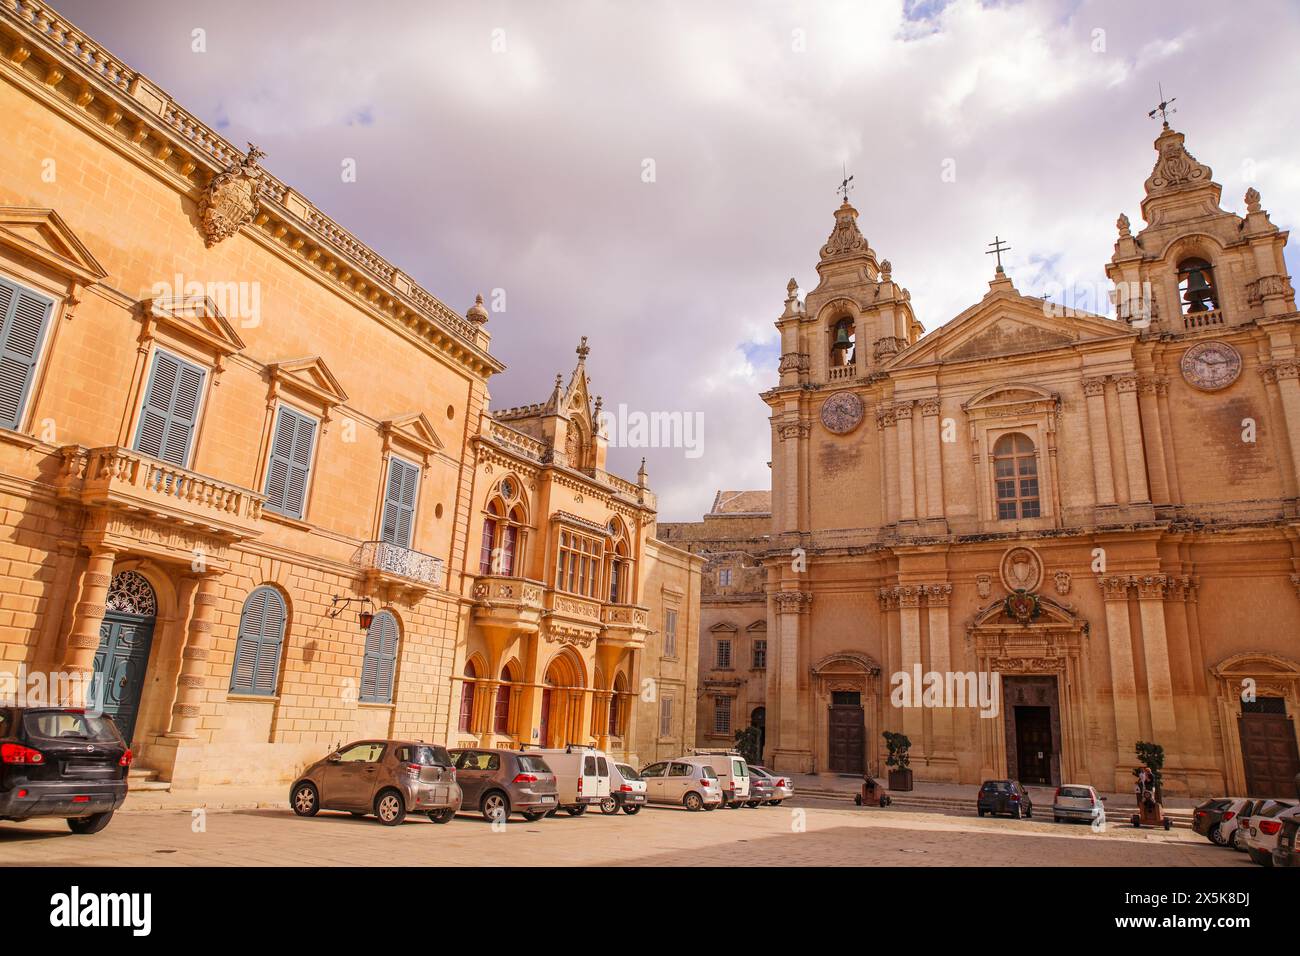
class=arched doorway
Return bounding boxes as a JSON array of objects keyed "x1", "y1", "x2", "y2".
[
  {"x1": 540, "y1": 649, "x2": 586, "y2": 747},
  {"x1": 750, "y1": 706, "x2": 766, "y2": 758},
  {"x1": 92, "y1": 570, "x2": 158, "y2": 743}
]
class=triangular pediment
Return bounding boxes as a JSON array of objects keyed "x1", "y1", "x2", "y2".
[
  {"x1": 381, "y1": 411, "x2": 444, "y2": 462},
  {"x1": 268, "y1": 356, "x2": 349, "y2": 410},
  {"x1": 0, "y1": 206, "x2": 108, "y2": 283},
  {"x1": 887, "y1": 288, "x2": 1132, "y2": 370},
  {"x1": 141, "y1": 295, "x2": 246, "y2": 356},
  {"x1": 709, "y1": 622, "x2": 738, "y2": 634}
]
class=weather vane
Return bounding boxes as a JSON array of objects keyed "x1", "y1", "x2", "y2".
[
  {"x1": 986, "y1": 234, "x2": 1011, "y2": 273},
  {"x1": 837, "y1": 163, "x2": 855, "y2": 203},
  {"x1": 1148, "y1": 83, "x2": 1176, "y2": 127}
]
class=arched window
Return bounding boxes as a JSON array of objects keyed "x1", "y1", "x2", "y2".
[
  {"x1": 830, "y1": 317, "x2": 855, "y2": 367},
  {"x1": 478, "y1": 480, "x2": 528, "y2": 578},
  {"x1": 992, "y1": 433, "x2": 1040, "y2": 520},
  {"x1": 493, "y1": 665, "x2": 512, "y2": 735},
  {"x1": 479, "y1": 502, "x2": 499, "y2": 576},
  {"x1": 606, "y1": 518, "x2": 631, "y2": 604},
  {"x1": 360, "y1": 610, "x2": 399, "y2": 704},
  {"x1": 609, "y1": 673, "x2": 628, "y2": 736},
  {"x1": 230, "y1": 586, "x2": 287, "y2": 696},
  {"x1": 1177, "y1": 257, "x2": 1219, "y2": 314},
  {"x1": 458, "y1": 660, "x2": 477, "y2": 732}
]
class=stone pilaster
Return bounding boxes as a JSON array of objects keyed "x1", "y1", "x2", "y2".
[
  {"x1": 61, "y1": 547, "x2": 118, "y2": 706},
  {"x1": 877, "y1": 404, "x2": 899, "y2": 525},
  {"x1": 1114, "y1": 375, "x2": 1150, "y2": 504},
  {"x1": 895, "y1": 401, "x2": 917, "y2": 522},
  {"x1": 1100, "y1": 574, "x2": 1141, "y2": 789},
  {"x1": 1135, "y1": 574, "x2": 1178, "y2": 756},
  {"x1": 772, "y1": 589, "x2": 812, "y2": 766},
  {"x1": 1083, "y1": 377, "x2": 1117, "y2": 507},
  {"x1": 921, "y1": 399, "x2": 945, "y2": 522},
  {"x1": 923, "y1": 583, "x2": 956, "y2": 777},
  {"x1": 167, "y1": 572, "x2": 222, "y2": 738}
]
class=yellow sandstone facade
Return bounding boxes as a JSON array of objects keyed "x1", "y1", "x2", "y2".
[
  {"x1": 0, "y1": 3, "x2": 698, "y2": 789},
  {"x1": 759, "y1": 120, "x2": 1300, "y2": 797}
]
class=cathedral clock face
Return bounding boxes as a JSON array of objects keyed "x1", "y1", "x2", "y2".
[{"x1": 1180, "y1": 341, "x2": 1241, "y2": 391}]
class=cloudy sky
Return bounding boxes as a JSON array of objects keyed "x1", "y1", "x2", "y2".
[{"x1": 52, "y1": 0, "x2": 1300, "y2": 520}]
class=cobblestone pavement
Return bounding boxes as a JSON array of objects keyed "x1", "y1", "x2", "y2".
[{"x1": 0, "y1": 796, "x2": 1250, "y2": 867}]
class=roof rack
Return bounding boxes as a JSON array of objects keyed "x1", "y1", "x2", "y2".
[{"x1": 691, "y1": 748, "x2": 743, "y2": 756}]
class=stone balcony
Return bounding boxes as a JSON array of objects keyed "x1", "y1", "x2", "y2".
[
  {"x1": 58, "y1": 446, "x2": 264, "y2": 560},
  {"x1": 1182, "y1": 308, "x2": 1225, "y2": 330},
  {"x1": 600, "y1": 602, "x2": 652, "y2": 649},
  {"x1": 356, "y1": 540, "x2": 444, "y2": 600},
  {"x1": 471, "y1": 575, "x2": 545, "y2": 633}
]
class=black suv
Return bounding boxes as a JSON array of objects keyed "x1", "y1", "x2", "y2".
[{"x1": 0, "y1": 708, "x2": 131, "y2": 833}]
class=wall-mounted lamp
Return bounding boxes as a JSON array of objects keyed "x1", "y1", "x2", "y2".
[{"x1": 327, "y1": 595, "x2": 377, "y2": 632}]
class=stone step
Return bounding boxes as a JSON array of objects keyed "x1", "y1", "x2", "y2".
[{"x1": 126, "y1": 769, "x2": 171, "y2": 792}]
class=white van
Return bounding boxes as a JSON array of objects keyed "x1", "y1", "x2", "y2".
[
  {"x1": 533, "y1": 746, "x2": 612, "y2": 816},
  {"x1": 691, "y1": 749, "x2": 751, "y2": 808}
]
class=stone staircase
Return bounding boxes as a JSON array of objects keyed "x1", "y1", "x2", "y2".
[
  {"x1": 795, "y1": 784, "x2": 1195, "y2": 829},
  {"x1": 127, "y1": 768, "x2": 171, "y2": 793}
]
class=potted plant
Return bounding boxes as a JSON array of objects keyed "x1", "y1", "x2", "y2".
[
  {"x1": 733, "y1": 725, "x2": 762, "y2": 767},
  {"x1": 883, "y1": 731, "x2": 913, "y2": 791}
]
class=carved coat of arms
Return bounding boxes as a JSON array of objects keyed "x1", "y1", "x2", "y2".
[{"x1": 198, "y1": 144, "x2": 266, "y2": 247}]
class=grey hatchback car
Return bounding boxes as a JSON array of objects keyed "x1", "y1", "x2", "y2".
[
  {"x1": 291, "y1": 740, "x2": 461, "y2": 826},
  {"x1": 450, "y1": 748, "x2": 559, "y2": 822}
]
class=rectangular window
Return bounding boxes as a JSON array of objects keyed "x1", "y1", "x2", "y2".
[
  {"x1": 379, "y1": 455, "x2": 420, "y2": 548},
  {"x1": 0, "y1": 277, "x2": 55, "y2": 432},
  {"x1": 554, "y1": 529, "x2": 603, "y2": 597},
  {"x1": 263, "y1": 405, "x2": 317, "y2": 519},
  {"x1": 714, "y1": 697, "x2": 732, "y2": 735},
  {"x1": 479, "y1": 518, "x2": 497, "y2": 576},
  {"x1": 716, "y1": 638, "x2": 732, "y2": 669},
  {"x1": 718, "y1": 568, "x2": 732, "y2": 586},
  {"x1": 752, "y1": 638, "x2": 767, "y2": 670},
  {"x1": 134, "y1": 349, "x2": 206, "y2": 467},
  {"x1": 663, "y1": 608, "x2": 678, "y2": 657},
  {"x1": 659, "y1": 696, "x2": 673, "y2": 737}
]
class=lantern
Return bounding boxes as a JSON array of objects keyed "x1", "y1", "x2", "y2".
[{"x1": 359, "y1": 609, "x2": 374, "y2": 631}]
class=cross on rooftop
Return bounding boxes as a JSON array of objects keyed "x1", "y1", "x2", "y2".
[
  {"x1": 1148, "y1": 83, "x2": 1177, "y2": 128},
  {"x1": 986, "y1": 235, "x2": 1011, "y2": 273},
  {"x1": 837, "y1": 163, "x2": 855, "y2": 203}
]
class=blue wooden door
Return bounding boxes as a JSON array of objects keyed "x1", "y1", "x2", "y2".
[{"x1": 91, "y1": 612, "x2": 156, "y2": 743}]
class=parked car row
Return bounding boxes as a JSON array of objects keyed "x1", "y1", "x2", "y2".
[
  {"x1": 288, "y1": 742, "x2": 795, "y2": 825},
  {"x1": 976, "y1": 780, "x2": 1114, "y2": 827},
  {"x1": 1193, "y1": 795, "x2": 1299, "y2": 866}
]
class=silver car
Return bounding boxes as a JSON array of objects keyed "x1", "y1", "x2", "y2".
[
  {"x1": 291, "y1": 739, "x2": 462, "y2": 826},
  {"x1": 750, "y1": 765, "x2": 794, "y2": 806},
  {"x1": 1052, "y1": 784, "x2": 1105, "y2": 824},
  {"x1": 641, "y1": 759, "x2": 724, "y2": 810}
]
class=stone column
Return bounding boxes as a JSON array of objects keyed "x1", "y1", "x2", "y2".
[
  {"x1": 773, "y1": 590, "x2": 811, "y2": 766},
  {"x1": 61, "y1": 547, "x2": 118, "y2": 706},
  {"x1": 1101, "y1": 575, "x2": 1141, "y2": 789},
  {"x1": 1270, "y1": 361, "x2": 1300, "y2": 484},
  {"x1": 777, "y1": 418, "x2": 809, "y2": 534},
  {"x1": 1136, "y1": 377, "x2": 1170, "y2": 503},
  {"x1": 1135, "y1": 574, "x2": 1179, "y2": 754},
  {"x1": 1260, "y1": 366, "x2": 1298, "y2": 499},
  {"x1": 1083, "y1": 377, "x2": 1116, "y2": 507},
  {"x1": 895, "y1": 401, "x2": 917, "y2": 522},
  {"x1": 878, "y1": 405, "x2": 899, "y2": 525},
  {"x1": 1114, "y1": 375, "x2": 1150, "y2": 504},
  {"x1": 897, "y1": 586, "x2": 924, "y2": 748},
  {"x1": 167, "y1": 573, "x2": 221, "y2": 738},
  {"x1": 921, "y1": 399, "x2": 945, "y2": 522},
  {"x1": 594, "y1": 690, "x2": 613, "y2": 751},
  {"x1": 924, "y1": 583, "x2": 956, "y2": 776}
]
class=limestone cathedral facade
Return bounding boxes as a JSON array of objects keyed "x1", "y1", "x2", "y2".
[
  {"x1": 0, "y1": 4, "x2": 699, "y2": 789},
  {"x1": 760, "y1": 120, "x2": 1300, "y2": 798}
]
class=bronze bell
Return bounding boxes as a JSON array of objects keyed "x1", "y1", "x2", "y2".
[
  {"x1": 1183, "y1": 268, "x2": 1213, "y2": 312},
  {"x1": 831, "y1": 325, "x2": 853, "y2": 352}
]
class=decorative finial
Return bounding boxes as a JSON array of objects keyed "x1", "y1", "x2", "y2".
[
  {"x1": 1116, "y1": 213, "x2": 1131, "y2": 237},
  {"x1": 786, "y1": 277, "x2": 798, "y2": 299},
  {"x1": 467, "y1": 292, "x2": 489, "y2": 325},
  {"x1": 245, "y1": 142, "x2": 266, "y2": 166},
  {"x1": 593, "y1": 395, "x2": 603, "y2": 418},
  {"x1": 1245, "y1": 187, "x2": 1262, "y2": 214},
  {"x1": 986, "y1": 235, "x2": 1011, "y2": 274},
  {"x1": 880, "y1": 259, "x2": 892, "y2": 280},
  {"x1": 837, "y1": 162, "x2": 855, "y2": 204},
  {"x1": 1147, "y1": 84, "x2": 1176, "y2": 129},
  {"x1": 576, "y1": 336, "x2": 590, "y2": 361},
  {"x1": 554, "y1": 373, "x2": 563, "y2": 390},
  {"x1": 637, "y1": 456, "x2": 648, "y2": 487}
]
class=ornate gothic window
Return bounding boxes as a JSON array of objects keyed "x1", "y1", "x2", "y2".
[
  {"x1": 105, "y1": 571, "x2": 157, "y2": 617},
  {"x1": 459, "y1": 660, "x2": 477, "y2": 733},
  {"x1": 992, "y1": 432, "x2": 1040, "y2": 519},
  {"x1": 1177, "y1": 257, "x2": 1219, "y2": 314},
  {"x1": 479, "y1": 479, "x2": 528, "y2": 577}
]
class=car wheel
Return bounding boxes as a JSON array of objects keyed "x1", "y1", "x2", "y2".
[
  {"x1": 66, "y1": 811, "x2": 114, "y2": 835},
  {"x1": 1054, "y1": 816, "x2": 1063, "y2": 824},
  {"x1": 1248, "y1": 848, "x2": 1273, "y2": 867},
  {"x1": 769, "y1": 800, "x2": 782, "y2": 807},
  {"x1": 1026, "y1": 807, "x2": 1033, "y2": 819},
  {"x1": 1209, "y1": 823, "x2": 1226, "y2": 846},
  {"x1": 375, "y1": 789, "x2": 406, "y2": 826},
  {"x1": 599, "y1": 797, "x2": 619, "y2": 815},
  {"x1": 1232, "y1": 828, "x2": 1245, "y2": 850},
  {"x1": 291, "y1": 781, "x2": 319, "y2": 817},
  {"x1": 977, "y1": 808, "x2": 985, "y2": 817},
  {"x1": 745, "y1": 800, "x2": 761, "y2": 808},
  {"x1": 522, "y1": 810, "x2": 546, "y2": 822},
  {"x1": 481, "y1": 790, "x2": 510, "y2": 824},
  {"x1": 1163, "y1": 817, "x2": 1172, "y2": 831},
  {"x1": 684, "y1": 791, "x2": 704, "y2": 812},
  {"x1": 702, "y1": 803, "x2": 717, "y2": 811},
  {"x1": 565, "y1": 805, "x2": 588, "y2": 817},
  {"x1": 622, "y1": 805, "x2": 641, "y2": 815},
  {"x1": 427, "y1": 808, "x2": 455, "y2": 824}
]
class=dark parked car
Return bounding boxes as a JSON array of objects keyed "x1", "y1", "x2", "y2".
[
  {"x1": 977, "y1": 779, "x2": 1033, "y2": 819},
  {"x1": 450, "y1": 748, "x2": 559, "y2": 822},
  {"x1": 1272, "y1": 807, "x2": 1300, "y2": 867},
  {"x1": 1191, "y1": 797, "x2": 1234, "y2": 839},
  {"x1": 0, "y1": 707, "x2": 131, "y2": 834},
  {"x1": 291, "y1": 739, "x2": 461, "y2": 826}
]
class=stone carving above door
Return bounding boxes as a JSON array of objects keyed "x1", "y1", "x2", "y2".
[{"x1": 1000, "y1": 546, "x2": 1043, "y2": 593}]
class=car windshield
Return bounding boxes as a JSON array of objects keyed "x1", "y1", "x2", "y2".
[
  {"x1": 22, "y1": 710, "x2": 122, "y2": 743},
  {"x1": 1059, "y1": 787, "x2": 1091, "y2": 799},
  {"x1": 982, "y1": 781, "x2": 1012, "y2": 792},
  {"x1": 517, "y1": 755, "x2": 551, "y2": 774}
]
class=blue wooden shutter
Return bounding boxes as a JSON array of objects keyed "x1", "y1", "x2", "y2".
[
  {"x1": 135, "y1": 350, "x2": 205, "y2": 466},
  {"x1": 264, "y1": 406, "x2": 317, "y2": 519},
  {"x1": 230, "y1": 586, "x2": 287, "y2": 695},
  {"x1": 360, "y1": 611, "x2": 399, "y2": 704},
  {"x1": 0, "y1": 277, "x2": 55, "y2": 431},
  {"x1": 379, "y1": 457, "x2": 418, "y2": 548}
]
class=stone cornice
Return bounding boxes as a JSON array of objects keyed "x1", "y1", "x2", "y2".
[{"x1": 0, "y1": 0, "x2": 503, "y2": 380}]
